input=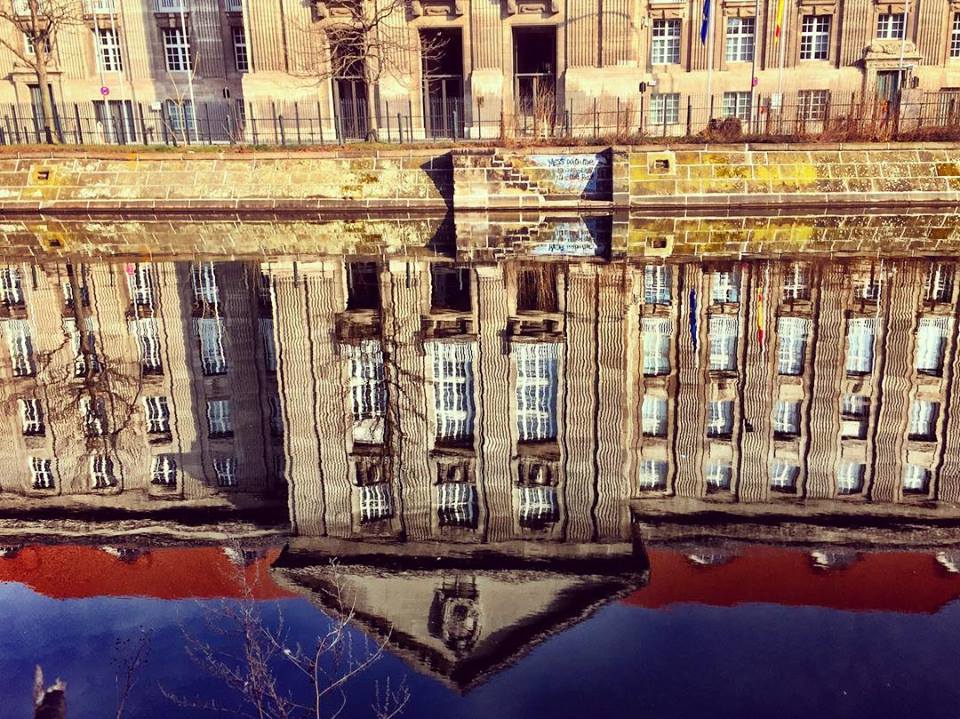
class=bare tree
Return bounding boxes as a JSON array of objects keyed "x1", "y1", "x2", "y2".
[
  {"x1": 163, "y1": 557, "x2": 410, "y2": 719},
  {"x1": 0, "y1": 0, "x2": 81, "y2": 143}
]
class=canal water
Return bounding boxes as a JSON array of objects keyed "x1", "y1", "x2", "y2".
[{"x1": 4, "y1": 211, "x2": 960, "y2": 718}]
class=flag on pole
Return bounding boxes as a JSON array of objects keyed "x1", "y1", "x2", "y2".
[
  {"x1": 700, "y1": 0, "x2": 711, "y2": 45},
  {"x1": 756, "y1": 285, "x2": 765, "y2": 346},
  {"x1": 689, "y1": 288, "x2": 699, "y2": 353},
  {"x1": 774, "y1": 0, "x2": 785, "y2": 42}
]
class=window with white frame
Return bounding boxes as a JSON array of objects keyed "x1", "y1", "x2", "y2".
[
  {"x1": 836, "y1": 461, "x2": 865, "y2": 494},
  {"x1": 95, "y1": 28, "x2": 122, "y2": 72},
  {"x1": 651, "y1": 19, "x2": 681, "y2": 64},
  {"x1": 777, "y1": 316, "x2": 809, "y2": 375},
  {"x1": 214, "y1": 456, "x2": 238, "y2": 487},
  {"x1": 644, "y1": 265, "x2": 672, "y2": 305},
  {"x1": 0, "y1": 266, "x2": 23, "y2": 306},
  {"x1": 207, "y1": 399, "x2": 233, "y2": 437},
  {"x1": 799, "y1": 15, "x2": 830, "y2": 59},
  {"x1": 231, "y1": 26, "x2": 248, "y2": 72},
  {"x1": 798, "y1": 89, "x2": 830, "y2": 121},
  {"x1": 876, "y1": 13, "x2": 905, "y2": 39},
  {"x1": 769, "y1": 460, "x2": 799, "y2": 491},
  {"x1": 638, "y1": 459, "x2": 668, "y2": 490},
  {"x1": 722, "y1": 91, "x2": 752, "y2": 121},
  {"x1": 19, "y1": 398, "x2": 43, "y2": 436},
  {"x1": 642, "y1": 317, "x2": 672, "y2": 376},
  {"x1": 162, "y1": 27, "x2": 192, "y2": 71},
  {"x1": 903, "y1": 464, "x2": 931, "y2": 494},
  {"x1": 707, "y1": 400, "x2": 734, "y2": 438},
  {"x1": 90, "y1": 455, "x2": 118, "y2": 489},
  {"x1": 926, "y1": 263, "x2": 954, "y2": 302},
  {"x1": 518, "y1": 485, "x2": 559, "y2": 527},
  {"x1": 359, "y1": 483, "x2": 393, "y2": 523},
  {"x1": 144, "y1": 396, "x2": 170, "y2": 434},
  {"x1": 437, "y1": 482, "x2": 477, "y2": 528},
  {"x1": 126, "y1": 263, "x2": 154, "y2": 307},
  {"x1": 129, "y1": 317, "x2": 162, "y2": 373},
  {"x1": 433, "y1": 342, "x2": 475, "y2": 442},
  {"x1": 845, "y1": 317, "x2": 877, "y2": 375},
  {"x1": 30, "y1": 457, "x2": 54, "y2": 489},
  {"x1": 711, "y1": 270, "x2": 739, "y2": 304},
  {"x1": 197, "y1": 317, "x2": 227, "y2": 375},
  {"x1": 854, "y1": 271, "x2": 882, "y2": 302},
  {"x1": 773, "y1": 400, "x2": 801, "y2": 437},
  {"x1": 165, "y1": 99, "x2": 196, "y2": 133},
  {"x1": 783, "y1": 263, "x2": 811, "y2": 300},
  {"x1": 191, "y1": 262, "x2": 219, "y2": 305},
  {"x1": 909, "y1": 399, "x2": 939, "y2": 440},
  {"x1": 259, "y1": 318, "x2": 277, "y2": 373},
  {"x1": 840, "y1": 394, "x2": 870, "y2": 439},
  {"x1": 80, "y1": 396, "x2": 106, "y2": 437},
  {"x1": 915, "y1": 316, "x2": 951, "y2": 376},
  {"x1": 725, "y1": 17, "x2": 755, "y2": 62},
  {"x1": 709, "y1": 315, "x2": 739, "y2": 371},
  {"x1": 952, "y1": 14, "x2": 960, "y2": 58},
  {"x1": 705, "y1": 462, "x2": 732, "y2": 491},
  {"x1": 268, "y1": 395, "x2": 283, "y2": 437},
  {"x1": 5, "y1": 319, "x2": 34, "y2": 376},
  {"x1": 66, "y1": 317, "x2": 100, "y2": 377},
  {"x1": 151, "y1": 455, "x2": 177, "y2": 486},
  {"x1": 346, "y1": 339, "x2": 387, "y2": 430},
  {"x1": 641, "y1": 395, "x2": 668, "y2": 437},
  {"x1": 649, "y1": 93, "x2": 680, "y2": 126},
  {"x1": 515, "y1": 342, "x2": 559, "y2": 442}
]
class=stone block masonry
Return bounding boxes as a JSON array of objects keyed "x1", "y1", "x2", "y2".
[{"x1": 1, "y1": 143, "x2": 960, "y2": 214}]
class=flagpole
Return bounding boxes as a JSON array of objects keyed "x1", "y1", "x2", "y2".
[
  {"x1": 776, "y1": 0, "x2": 787, "y2": 116},
  {"x1": 706, "y1": 0, "x2": 716, "y2": 118}
]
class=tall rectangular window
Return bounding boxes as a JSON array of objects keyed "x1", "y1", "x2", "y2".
[
  {"x1": 5, "y1": 319, "x2": 34, "y2": 377},
  {"x1": 773, "y1": 400, "x2": 801, "y2": 437},
  {"x1": 213, "y1": 456, "x2": 238, "y2": 487},
  {"x1": 915, "y1": 317, "x2": 951, "y2": 376},
  {"x1": 129, "y1": 317, "x2": 162, "y2": 374},
  {"x1": 0, "y1": 266, "x2": 24, "y2": 307},
  {"x1": 30, "y1": 457, "x2": 54, "y2": 489},
  {"x1": 836, "y1": 461, "x2": 865, "y2": 495},
  {"x1": 259, "y1": 318, "x2": 277, "y2": 373},
  {"x1": 639, "y1": 459, "x2": 668, "y2": 490},
  {"x1": 705, "y1": 462, "x2": 732, "y2": 491},
  {"x1": 515, "y1": 343, "x2": 559, "y2": 442},
  {"x1": 706, "y1": 400, "x2": 734, "y2": 438},
  {"x1": 926, "y1": 263, "x2": 955, "y2": 302},
  {"x1": 437, "y1": 483, "x2": 478, "y2": 528},
  {"x1": 66, "y1": 317, "x2": 100, "y2": 378},
  {"x1": 207, "y1": 399, "x2": 233, "y2": 438},
  {"x1": 95, "y1": 28, "x2": 123, "y2": 71},
  {"x1": 346, "y1": 339, "x2": 387, "y2": 444},
  {"x1": 151, "y1": 455, "x2": 177, "y2": 486},
  {"x1": 799, "y1": 15, "x2": 830, "y2": 59},
  {"x1": 952, "y1": 14, "x2": 960, "y2": 58},
  {"x1": 876, "y1": 13, "x2": 905, "y2": 39},
  {"x1": 846, "y1": 318, "x2": 876, "y2": 375},
  {"x1": 90, "y1": 455, "x2": 118, "y2": 489},
  {"x1": 518, "y1": 485, "x2": 559, "y2": 528},
  {"x1": 360, "y1": 483, "x2": 393, "y2": 523},
  {"x1": 725, "y1": 17, "x2": 755, "y2": 62},
  {"x1": 162, "y1": 27, "x2": 192, "y2": 71},
  {"x1": 783, "y1": 263, "x2": 811, "y2": 300},
  {"x1": 798, "y1": 89, "x2": 830, "y2": 120},
  {"x1": 642, "y1": 317, "x2": 672, "y2": 376},
  {"x1": 722, "y1": 91, "x2": 752, "y2": 121},
  {"x1": 649, "y1": 93, "x2": 680, "y2": 126},
  {"x1": 644, "y1": 265, "x2": 671, "y2": 305},
  {"x1": 777, "y1": 316, "x2": 809, "y2": 375},
  {"x1": 231, "y1": 26, "x2": 248, "y2": 72},
  {"x1": 197, "y1": 317, "x2": 227, "y2": 375},
  {"x1": 641, "y1": 396, "x2": 668, "y2": 437},
  {"x1": 144, "y1": 396, "x2": 170, "y2": 434},
  {"x1": 770, "y1": 460, "x2": 799, "y2": 492},
  {"x1": 19, "y1": 398, "x2": 44, "y2": 436},
  {"x1": 80, "y1": 396, "x2": 107, "y2": 437},
  {"x1": 711, "y1": 270, "x2": 739, "y2": 304},
  {"x1": 651, "y1": 19, "x2": 681, "y2": 64},
  {"x1": 909, "y1": 399, "x2": 939, "y2": 440},
  {"x1": 903, "y1": 464, "x2": 931, "y2": 494},
  {"x1": 433, "y1": 342, "x2": 475, "y2": 442},
  {"x1": 191, "y1": 262, "x2": 219, "y2": 305},
  {"x1": 840, "y1": 395, "x2": 870, "y2": 439},
  {"x1": 709, "y1": 315, "x2": 739, "y2": 372}
]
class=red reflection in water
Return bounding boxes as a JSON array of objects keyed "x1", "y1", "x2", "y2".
[
  {"x1": 623, "y1": 547, "x2": 960, "y2": 614},
  {"x1": 0, "y1": 545, "x2": 294, "y2": 600}
]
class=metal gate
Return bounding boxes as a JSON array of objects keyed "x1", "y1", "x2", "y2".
[{"x1": 422, "y1": 75, "x2": 464, "y2": 139}]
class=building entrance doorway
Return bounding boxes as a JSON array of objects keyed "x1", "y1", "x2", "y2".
[
  {"x1": 513, "y1": 26, "x2": 556, "y2": 135},
  {"x1": 421, "y1": 28, "x2": 464, "y2": 139}
]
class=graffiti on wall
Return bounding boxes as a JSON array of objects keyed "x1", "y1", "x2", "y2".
[
  {"x1": 528, "y1": 154, "x2": 610, "y2": 195},
  {"x1": 532, "y1": 217, "x2": 609, "y2": 257}
]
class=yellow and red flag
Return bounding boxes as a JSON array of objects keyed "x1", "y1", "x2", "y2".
[{"x1": 774, "y1": 0, "x2": 786, "y2": 42}]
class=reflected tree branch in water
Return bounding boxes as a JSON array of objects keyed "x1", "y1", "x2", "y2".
[{"x1": 112, "y1": 628, "x2": 151, "y2": 719}]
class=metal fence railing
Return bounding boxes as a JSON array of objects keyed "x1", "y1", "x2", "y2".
[{"x1": 4, "y1": 90, "x2": 959, "y2": 147}]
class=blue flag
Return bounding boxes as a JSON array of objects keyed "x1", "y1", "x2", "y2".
[{"x1": 700, "y1": 0, "x2": 711, "y2": 45}]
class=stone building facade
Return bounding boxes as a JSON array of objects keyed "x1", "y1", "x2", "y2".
[
  {"x1": 0, "y1": 259, "x2": 282, "y2": 503},
  {"x1": 1, "y1": 0, "x2": 959, "y2": 140},
  {"x1": 268, "y1": 253, "x2": 960, "y2": 547}
]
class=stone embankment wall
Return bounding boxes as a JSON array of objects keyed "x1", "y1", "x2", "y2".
[{"x1": 0, "y1": 143, "x2": 959, "y2": 213}]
